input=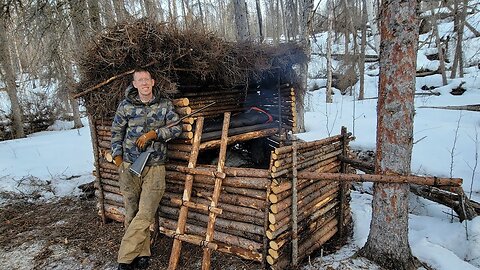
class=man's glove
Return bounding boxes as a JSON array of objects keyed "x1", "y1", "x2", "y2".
[
  {"x1": 136, "y1": 130, "x2": 157, "y2": 150},
  {"x1": 114, "y1": 155, "x2": 123, "y2": 167}
]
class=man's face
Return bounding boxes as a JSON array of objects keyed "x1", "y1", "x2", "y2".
[{"x1": 132, "y1": 71, "x2": 155, "y2": 98}]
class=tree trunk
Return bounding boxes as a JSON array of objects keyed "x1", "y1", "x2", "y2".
[
  {"x1": 458, "y1": 0, "x2": 467, "y2": 77},
  {"x1": 450, "y1": 0, "x2": 460, "y2": 78},
  {"x1": 102, "y1": 0, "x2": 116, "y2": 26},
  {"x1": 67, "y1": 0, "x2": 86, "y2": 128},
  {"x1": 365, "y1": 0, "x2": 380, "y2": 54},
  {"x1": 296, "y1": 0, "x2": 313, "y2": 133},
  {"x1": 233, "y1": 0, "x2": 249, "y2": 41},
  {"x1": 0, "y1": 18, "x2": 25, "y2": 138},
  {"x1": 274, "y1": 0, "x2": 280, "y2": 45},
  {"x1": 112, "y1": 0, "x2": 129, "y2": 21},
  {"x1": 430, "y1": 6, "x2": 447, "y2": 85},
  {"x1": 197, "y1": 0, "x2": 205, "y2": 30},
  {"x1": 144, "y1": 0, "x2": 160, "y2": 21},
  {"x1": 326, "y1": 0, "x2": 334, "y2": 103},
  {"x1": 255, "y1": 0, "x2": 264, "y2": 42},
  {"x1": 87, "y1": 0, "x2": 102, "y2": 31},
  {"x1": 285, "y1": 0, "x2": 296, "y2": 41},
  {"x1": 358, "y1": 0, "x2": 367, "y2": 100},
  {"x1": 358, "y1": 0, "x2": 419, "y2": 269}
]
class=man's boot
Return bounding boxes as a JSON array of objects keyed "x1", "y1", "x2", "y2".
[
  {"x1": 117, "y1": 263, "x2": 133, "y2": 270},
  {"x1": 133, "y1": 256, "x2": 150, "y2": 269}
]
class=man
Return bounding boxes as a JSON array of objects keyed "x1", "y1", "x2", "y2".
[{"x1": 111, "y1": 68, "x2": 182, "y2": 270}]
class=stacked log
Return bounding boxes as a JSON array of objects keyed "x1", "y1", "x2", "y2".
[
  {"x1": 159, "y1": 163, "x2": 270, "y2": 262},
  {"x1": 92, "y1": 100, "x2": 352, "y2": 269},
  {"x1": 266, "y1": 134, "x2": 353, "y2": 269}
]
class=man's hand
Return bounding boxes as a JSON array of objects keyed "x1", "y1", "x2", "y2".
[
  {"x1": 114, "y1": 156, "x2": 123, "y2": 167},
  {"x1": 136, "y1": 130, "x2": 157, "y2": 150}
]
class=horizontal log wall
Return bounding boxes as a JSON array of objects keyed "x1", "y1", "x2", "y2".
[{"x1": 92, "y1": 90, "x2": 350, "y2": 268}]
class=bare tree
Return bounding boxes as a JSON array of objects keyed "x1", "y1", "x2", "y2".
[
  {"x1": 358, "y1": 0, "x2": 367, "y2": 100},
  {"x1": 295, "y1": 0, "x2": 313, "y2": 133},
  {"x1": 88, "y1": 0, "x2": 101, "y2": 31},
  {"x1": 358, "y1": 0, "x2": 419, "y2": 268},
  {"x1": 285, "y1": 0, "x2": 296, "y2": 41},
  {"x1": 144, "y1": 0, "x2": 160, "y2": 21},
  {"x1": 326, "y1": 0, "x2": 334, "y2": 103},
  {"x1": 0, "y1": 14, "x2": 25, "y2": 138},
  {"x1": 365, "y1": 0, "x2": 380, "y2": 54},
  {"x1": 255, "y1": 0, "x2": 264, "y2": 42},
  {"x1": 430, "y1": 6, "x2": 447, "y2": 85},
  {"x1": 233, "y1": 0, "x2": 249, "y2": 41},
  {"x1": 113, "y1": 0, "x2": 129, "y2": 21},
  {"x1": 102, "y1": 0, "x2": 116, "y2": 26},
  {"x1": 67, "y1": 0, "x2": 89, "y2": 128}
]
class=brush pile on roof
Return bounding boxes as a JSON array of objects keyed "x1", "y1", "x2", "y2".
[{"x1": 76, "y1": 19, "x2": 307, "y2": 118}]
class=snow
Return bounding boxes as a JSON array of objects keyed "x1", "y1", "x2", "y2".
[
  {"x1": 0, "y1": 118, "x2": 94, "y2": 201},
  {"x1": 1, "y1": 3, "x2": 480, "y2": 269}
]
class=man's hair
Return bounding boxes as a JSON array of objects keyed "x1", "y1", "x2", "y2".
[{"x1": 132, "y1": 68, "x2": 152, "y2": 80}]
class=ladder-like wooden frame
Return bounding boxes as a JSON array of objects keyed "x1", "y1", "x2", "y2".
[{"x1": 167, "y1": 112, "x2": 231, "y2": 270}]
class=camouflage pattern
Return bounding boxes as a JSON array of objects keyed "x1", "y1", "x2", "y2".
[{"x1": 111, "y1": 85, "x2": 182, "y2": 166}]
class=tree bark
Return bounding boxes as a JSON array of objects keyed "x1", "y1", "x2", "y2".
[
  {"x1": 112, "y1": 0, "x2": 129, "y2": 21},
  {"x1": 358, "y1": 0, "x2": 367, "y2": 100},
  {"x1": 285, "y1": 0, "x2": 296, "y2": 41},
  {"x1": 144, "y1": 0, "x2": 160, "y2": 21},
  {"x1": 358, "y1": 0, "x2": 419, "y2": 268},
  {"x1": 430, "y1": 6, "x2": 447, "y2": 85},
  {"x1": 326, "y1": 0, "x2": 334, "y2": 103},
  {"x1": 255, "y1": 0, "x2": 264, "y2": 42},
  {"x1": 0, "y1": 17, "x2": 25, "y2": 138},
  {"x1": 365, "y1": 0, "x2": 380, "y2": 54},
  {"x1": 87, "y1": 0, "x2": 102, "y2": 31},
  {"x1": 233, "y1": 0, "x2": 249, "y2": 41}
]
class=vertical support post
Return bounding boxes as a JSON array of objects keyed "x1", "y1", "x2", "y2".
[
  {"x1": 168, "y1": 117, "x2": 205, "y2": 270},
  {"x1": 262, "y1": 184, "x2": 272, "y2": 269},
  {"x1": 202, "y1": 112, "x2": 231, "y2": 270},
  {"x1": 338, "y1": 126, "x2": 348, "y2": 237},
  {"x1": 89, "y1": 115, "x2": 106, "y2": 224},
  {"x1": 291, "y1": 138, "x2": 299, "y2": 266}
]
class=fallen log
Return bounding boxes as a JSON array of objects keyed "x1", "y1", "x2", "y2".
[
  {"x1": 418, "y1": 104, "x2": 480, "y2": 112},
  {"x1": 410, "y1": 184, "x2": 478, "y2": 221}
]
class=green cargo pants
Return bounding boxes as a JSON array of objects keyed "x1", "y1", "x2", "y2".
[{"x1": 117, "y1": 162, "x2": 166, "y2": 264}]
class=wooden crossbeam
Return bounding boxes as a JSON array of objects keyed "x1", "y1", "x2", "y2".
[
  {"x1": 201, "y1": 112, "x2": 231, "y2": 270},
  {"x1": 296, "y1": 171, "x2": 462, "y2": 186},
  {"x1": 167, "y1": 117, "x2": 205, "y2": 270}
]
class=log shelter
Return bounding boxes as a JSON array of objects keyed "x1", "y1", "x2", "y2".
[{"x1": 76, "y1": 19, "x2": 353, "y2": 270}]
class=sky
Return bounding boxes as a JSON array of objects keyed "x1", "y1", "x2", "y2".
[{"x1": 1, "y1": 3, "x2": 480, "y2": 270}]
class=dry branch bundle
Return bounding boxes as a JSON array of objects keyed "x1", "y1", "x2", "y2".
[{"x1": 75, "y1": 19, "x2": 307, "y2": 118}]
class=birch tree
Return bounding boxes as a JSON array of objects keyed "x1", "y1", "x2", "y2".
[{"x1": 358, "y1": 0, "x2": 419, "y2": 268}]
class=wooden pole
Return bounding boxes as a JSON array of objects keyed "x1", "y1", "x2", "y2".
[
  {"x1": 202, "y1": 112, "x2": 231, "y2": 270},
  {"x1": 338, "y1": 126, "x2": 348, "y2": 238},
  {"x1": 296, "y1": 172, "x2": 463, "y2": 186},
  {"x1": 168, "y1": 117, "x2": 204, "y2": 270},
  {"x1": 291, "y1": 139, "x2": 298, "y2": 266},
  {"x1": 89, "y1": 115, "x2": 106, "y2": 223}
]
